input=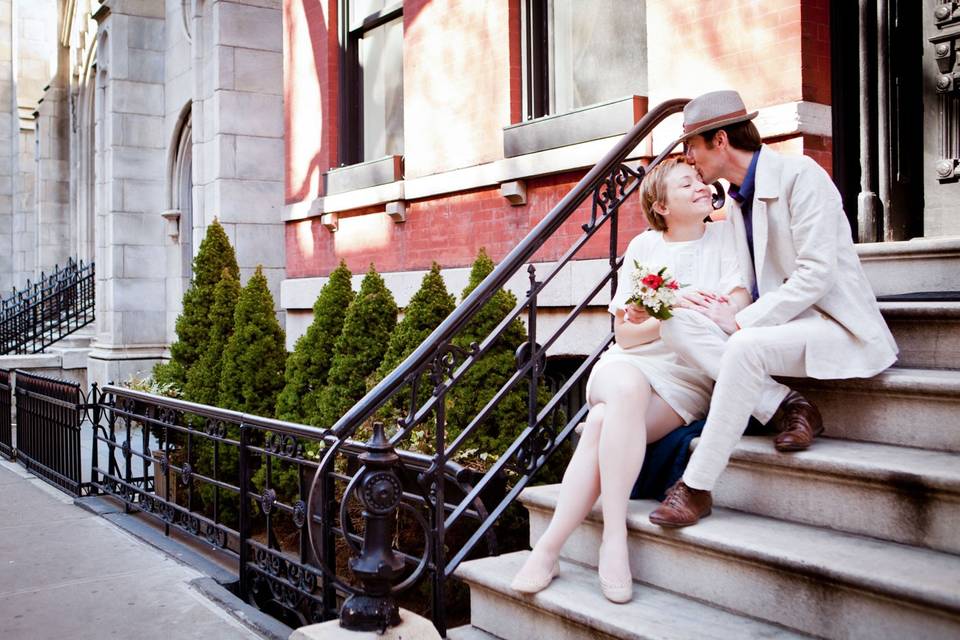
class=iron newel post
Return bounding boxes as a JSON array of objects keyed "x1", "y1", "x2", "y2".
[{"x1": 340, "y1": 421, "x2": 405, "y2": 632}]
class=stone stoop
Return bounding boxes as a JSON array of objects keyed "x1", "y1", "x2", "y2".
[
  {"x1": 516, "y1": 486, "x2": 960, "y2": 640},
  {"x1": 857, "y1": 236, "x2": 960, "y2": 295},
  {"x1": 454, "y1": 552, "x2": 812, "y2": 640},
  {"x1": 0, "y1": 328, "x2": 94, "y2": 386},
  {"x1": 713, "y1": 436, "x2": 960, "y2": 554},
  {"x1": 790, "y1": 368, "x2": 960, "y2": 452},
  {"x1": 879, "y1": 301, "x2": 960, "y2": 369}
]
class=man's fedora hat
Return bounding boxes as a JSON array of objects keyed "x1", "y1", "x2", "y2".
[{"x1": 680, "y1": 90, "x2": 758, "y2": 140}]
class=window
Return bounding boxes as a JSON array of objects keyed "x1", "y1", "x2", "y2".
[
  {"x1": 339, "y1": 0, "x2": 404, "y2": 165},
  {"x1": 523, "y1": 0, "x2": 648, "y2": 120}
]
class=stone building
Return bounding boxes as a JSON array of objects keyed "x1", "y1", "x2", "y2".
[
  {"x1": 279, "y1": 0, "x2": 960, "y2": 353},
  {"x1": 1, "y1": 0, "x2": 286, "y2": 383},
  {"x1": 4, "y1": 0, "x2": 958, "y2": 380}
]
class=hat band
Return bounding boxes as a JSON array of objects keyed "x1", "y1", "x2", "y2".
[{"x1": 683, "y1": 108, "x2": 748, "y2": 134}]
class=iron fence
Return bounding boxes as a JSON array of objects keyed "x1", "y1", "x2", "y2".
[
  {"x1": 0, "y1": 259, "x2": 95, "y2": 355},
  {"x1": 87, "y1": 385, "x2": 499, "y2": 629},
  {"x1": 13, "y1": 370, "x2": 93, "y2": 495},
  {"x1": 0, "y1": 369, "x2": 12, "y2": 459}
]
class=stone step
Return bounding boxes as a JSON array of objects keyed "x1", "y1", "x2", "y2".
[
  {"x1": 789, "y1": 367, "x2": 960, "y2": 452},
  {"x1": 454, "y1": 552, "x2": 811, "y2": 640},
  {"x1": 447, "y1": 625, "x2": 502, "y2": 640},
  {"x1": 879, "y1": 301, "x2": 960, "y2": 369},
  {"x1": 713, "y1": 436, "x2": 960, "y2": 554},
  {"x1": 520, "y1": 485, "x2": 960, "y2": 640},
  {"x1": 857, "y1": 236, "x2": 960, "y2": 296}
]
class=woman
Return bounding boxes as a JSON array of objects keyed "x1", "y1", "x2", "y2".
[{"x1": 510, "y1": 158, "x2": 751, "y2": 603}]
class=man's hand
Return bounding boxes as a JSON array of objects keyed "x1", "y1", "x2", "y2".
[
  {"x1": 624, "y1": 302, "x2": 651, "y2": 324},
  {"x1": 679, "y1": 291, "x2": 739, "y2": 333}
]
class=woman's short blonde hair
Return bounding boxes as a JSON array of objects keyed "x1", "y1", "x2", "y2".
[{"x1": 639, "y1": 157, "x2": 692, "y2": 232}]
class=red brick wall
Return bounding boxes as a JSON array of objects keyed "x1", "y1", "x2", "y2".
[
  {"x1": 283, "y1": 0, "x2": 339, "y2": 204},
  {"x1": 283, "y1": 0, "x2": 835, "y2": 280},
  {"x1": 800, "y1": 0, "x2": 831, "y2": 105},
  {"x1": 286, "y1": 172, "x2": 649, "y2": 278}
]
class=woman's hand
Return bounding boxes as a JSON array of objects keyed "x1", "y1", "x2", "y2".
[
  {"x1": 624, "y1": 302, "x2": 650, "y2": 324},
  {"x1": 679, "y1": 291, "x2": 739, "y2": 334}
]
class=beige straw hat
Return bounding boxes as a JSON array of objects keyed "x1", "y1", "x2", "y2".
[{"x1": 680, "y1": 90, "x2": 758, "y2": 140}]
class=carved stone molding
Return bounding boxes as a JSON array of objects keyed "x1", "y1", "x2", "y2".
[{"x1": 931, "y1": 2, "x2": 960, "y2": 182}]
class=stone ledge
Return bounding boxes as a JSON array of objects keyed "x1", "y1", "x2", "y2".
[
  {"x1": 503, "y1": 96, "x2": 648, "y2": 157},
  {"x1": 281, "y1": 259, "x2": 613, "y2": 310},
  {"x1": 456, "y1": 551, "x2": 810, "y2": 640},
  {"x1": 721, "y1": 436, "x2": 960, "y2": 495}
]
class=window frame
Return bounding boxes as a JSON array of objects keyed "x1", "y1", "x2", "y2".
[{"x1": 338, "y1": 0, "x2": 404, "y2": 166}]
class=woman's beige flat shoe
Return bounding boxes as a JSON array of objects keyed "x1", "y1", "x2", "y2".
[
  {"x1": 599, "y1": 573, "x2": 633, "y2": 604},
  {"x1": 510, "y1": 559, "x2": 560, "y2": 594}
]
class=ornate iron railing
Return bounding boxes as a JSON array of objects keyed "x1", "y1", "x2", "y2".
[
  {"x1": 0, "y1": 258, "x2": 95, "y2": 355},
  {"x1": 13, "y1": 369, "x2": 95, "y2": 495},
  {"x1": 16, "y1": 99, "x2": 710, "y2": 634},
  {"x1": 87, "y1": 385, "x2": 501, "y2": 629},
  {"x1": 300, "y1": 98, "x2": 711, "y2": 634}
]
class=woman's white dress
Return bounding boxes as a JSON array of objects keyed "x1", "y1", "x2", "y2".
[{"x1": 586, "y1": 221, "x2": 747, "y2": 423}]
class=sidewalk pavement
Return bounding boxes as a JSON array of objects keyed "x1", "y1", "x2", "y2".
[{"x1": 0, "y1": 461, "x2": 264, "y2": 640}]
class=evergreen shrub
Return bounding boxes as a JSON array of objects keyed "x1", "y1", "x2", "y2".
[
  {"x1": 276, "y1": 261, "x2": 355, "y2": 425},
  {"x1": 316, "y1": 265, "x2": 398, "y2": 428},
  {"x1": 374, "y1": 262, "x2": 456, "y2": 423},
  {"x1": 153, "y1": 219, "x2": 239, "y2": 391},
  {"x1": 446, "y1": 248, "x2": 531, "y2": 459},
  {"x1": 219, "y1": 266, "x2": 287, "y2": 417},
  {"x1": 184, "y1": 269, "x2": 240, "y2": 405}
]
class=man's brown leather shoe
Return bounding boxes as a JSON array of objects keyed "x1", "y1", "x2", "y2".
[
  {"x1": 771, "y1": 391, "x2": 824, "y2": 452},
  {"x1": 649, "y1": 481, "x2": 712, "y2": 528}
]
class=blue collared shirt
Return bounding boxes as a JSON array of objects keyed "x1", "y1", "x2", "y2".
[{"x1": 729, "y1": 150, "x2": 761, "y2": 300}]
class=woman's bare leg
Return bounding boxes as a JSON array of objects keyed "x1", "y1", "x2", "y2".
[
  {"x1": 511, "y1": 403, "x2": 605, "y2": 586},
  {"x1": 591, "y1": 366, "x2": 684, "y2": 591}
]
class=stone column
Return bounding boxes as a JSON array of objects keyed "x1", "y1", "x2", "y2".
[
  {"x1": 25, "y1": 0, "x2": 70, "y2": 274},
  {"x1": 195, "y1": 0, "x2": 285, "y2": 307},
  {"x1": 86, "y1": 0, "x2": 169, "y2": 385},
  {"x1": 0, "y1": 0, "x2": 14, "y2": 293}
]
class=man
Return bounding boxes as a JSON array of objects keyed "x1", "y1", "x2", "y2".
[{"x1": 645, "y1": 90, "x2": 898, "y2": 527}]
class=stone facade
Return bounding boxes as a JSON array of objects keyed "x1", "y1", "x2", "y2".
[{"x1": 0, "y1": 0, "x2": 286, "y2": 385}]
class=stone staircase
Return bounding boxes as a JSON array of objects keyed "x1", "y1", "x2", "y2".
[
  {"x1": 0, "y1": 326, "x2": 94, "y2": 387},
  {"x1": 451, "y1": 239, "x2": 960, "y2": 639}
]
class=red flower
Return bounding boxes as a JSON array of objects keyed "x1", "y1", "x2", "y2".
[
  {"x1": 642, "y1": 274, "x2": 664, "y2": 289},
  {"x1": 666, "y1": 280, "x2": 679, "y2": 290}
]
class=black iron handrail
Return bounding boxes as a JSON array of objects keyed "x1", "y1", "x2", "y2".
[
  {"x1": 302, "y1": 99, "x2": 694, "y2": 633},
  {"x1": 328, "y1": 99, "x2": 688, "y2": 437},
  {"x1": 0, "y1": 258, "x2": 95, "y2": 355}
]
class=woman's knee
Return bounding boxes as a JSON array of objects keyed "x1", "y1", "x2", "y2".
[{"x1": 589, "y1": 364, "x2": 650, "y2": 404}]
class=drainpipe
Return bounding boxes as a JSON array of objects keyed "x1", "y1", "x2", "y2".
[{"x1": 857, "y1": 0, "x2": 880, "y2": 243}]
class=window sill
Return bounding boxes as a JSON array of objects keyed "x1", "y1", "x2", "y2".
[
  {"x1": 324, "y1": 155, "x2": 403, "y2": 195},
  {"x1": 503, "y1": 96, "x2": 648, "y2": 157}
]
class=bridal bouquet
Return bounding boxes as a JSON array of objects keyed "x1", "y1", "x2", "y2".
[{"x1": 626, "y1": 263, "x2": 682, "y2": 320}]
